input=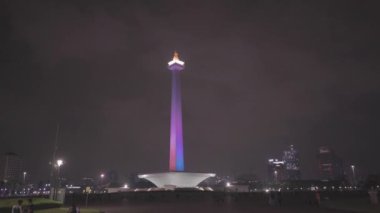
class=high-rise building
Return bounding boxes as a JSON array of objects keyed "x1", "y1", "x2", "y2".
[
  {"x1": 317, "y1": 146, "x2": 344, "y2": 180},
  {"x1": 267, "y1": 159, "x2": 285, "y2": 183},
  {"x1": 282, "y1": 145, "x2": 301, "y2": 180},
  {"x1": 0, "y1": 152, "x2": 22, "y2": 183}
]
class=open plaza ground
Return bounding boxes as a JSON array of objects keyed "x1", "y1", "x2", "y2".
[{"x1": 1, "y1": 191, "x2": 379, "y2": 213}]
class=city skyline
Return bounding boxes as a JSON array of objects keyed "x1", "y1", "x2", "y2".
[
  {"x1": 0, "y1": 142, "x2": 362, "y2": 183},
  {"x1": 0, "y1": 1, "x2": 379, "y2": 182}
]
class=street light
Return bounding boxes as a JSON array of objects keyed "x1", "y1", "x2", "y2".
[
  {"x1": 56, "y1": 159, "x2": 64, "y2": 180},
  {"x1": 23, "y1": 171, "x2": 27, "y2": 184},
  {"x1": 274, "y1": 170, "x2": 278, "y2": 184},
  {"x1": 53, "y1": 159, "x2": 64, "y2": 200},
  {"x1": 57, "y1": 159, "x2": 63, "y2": 167},
  {"x1": 351, "y1": 165, "x2": 356, "y2": 186},
  {"x1": 100, "y1": 173, "x2": 105, "y2": 188},
  {"x1": 56, "y1": 160, "x2": 63, "y2": 189},
  {"x1": 99, "y1": 173, "x2": 106, "y2": 189}
]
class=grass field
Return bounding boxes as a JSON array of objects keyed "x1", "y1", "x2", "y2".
[
  {"x1": 0, "y1": 198, "x2": 101, "y2": 212},
  {"x1": 0, "y1": 197, "x2": 61, "y2": 208},
  {"x1": 323, "y1": 197, "x2": 380, "y2": 213},
  {"x1": 36, "y1": 207, "x2": 101, "y2": 213}
]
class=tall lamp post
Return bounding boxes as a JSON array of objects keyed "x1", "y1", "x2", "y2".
[
  {"x1": 23, "y1": 171, "x2": 27, "y2": 184},
  {"x1": 351, "y1": 165, "x2": 356, "y2": 186},
  {"x1": 23, "y1": 171, "x2": 27, "y2": 194},
  {"x1": 57, "y1": 159, "x2": 63, "y2": 177},
  {"x1": 100, "y1": 173, "x2": 105, "y2": 186},
  {"x1": 274, "y1": 170, "x2": 278, "y2": 184},
  {"x1": 54, "y1": 159, "x2": 64, "y2": 200},
  {"x1": 99, "y1": 173, "x2": 106, "y2": 193}
]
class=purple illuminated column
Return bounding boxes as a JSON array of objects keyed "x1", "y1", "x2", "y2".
[{"x1": 168, "y1": 52, "x2": 185, "y2": 172}]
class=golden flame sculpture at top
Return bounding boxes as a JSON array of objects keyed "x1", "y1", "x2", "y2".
[
  {"x1": 168, "y1": 51, "x2": 185, "y2": 67},
  {"x1": 173, "y1": 51, "x2": 179, "y2": 60}
]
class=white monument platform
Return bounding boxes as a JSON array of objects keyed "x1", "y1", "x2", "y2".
[{"x1": 138, "y1": 172, "x2": 215, "y2": 188}]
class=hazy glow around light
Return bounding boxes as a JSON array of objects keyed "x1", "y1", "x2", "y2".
[{"x1": 57, "y1": 159, "x2": 63, "y2": 167}]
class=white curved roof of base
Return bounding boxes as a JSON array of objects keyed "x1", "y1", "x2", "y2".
[{"x1": 138, "y1": 172, "x2": 215, "y2": 188}]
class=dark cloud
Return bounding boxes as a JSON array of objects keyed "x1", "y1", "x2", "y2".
[{"x1": 0, "y1": 0, "x2": 379, "y2": 181}]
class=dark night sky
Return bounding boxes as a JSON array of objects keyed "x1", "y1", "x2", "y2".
[{"x1": 1, "y1": 0, "x2": 379, "y2": 182}]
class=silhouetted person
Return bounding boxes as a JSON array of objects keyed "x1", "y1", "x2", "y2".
[
  {"x1": 277, "y1": 191, "x2": 283, "y2": 206},
  {"x1": 68, "y1": 203, "x2": 80, "y2": 213},
  {"x1": 368, "y1": 187, "x2": 379, "y2": 205},
  {"x1": 315, "y1": 191, "x2": 321, "y2": 207},
  {"x1": 11, "y1": 199, "x2": 23, "y2": 213},
  {"x1": 26, "y1": 198, "x2": 34, "y2": 213},
  {"x1": 269, "y1": 191, "x2": 275, "y2": 206}
]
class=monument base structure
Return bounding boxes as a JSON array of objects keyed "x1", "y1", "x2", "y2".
[{"x1": 138, "y1": 172, "x2": 215, "y2": 188}]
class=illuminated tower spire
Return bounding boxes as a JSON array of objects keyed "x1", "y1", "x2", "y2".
[{"x1": 168, "y1": 51, "x2": 185, "y2": 171}]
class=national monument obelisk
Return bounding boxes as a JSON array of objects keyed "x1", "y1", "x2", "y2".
[
  {"x1": 138, "y1": 52, "x2": 215, "y2": 188},
  {"x1": 168, "y1": 51, "x2": 185, "y2": 171}
]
